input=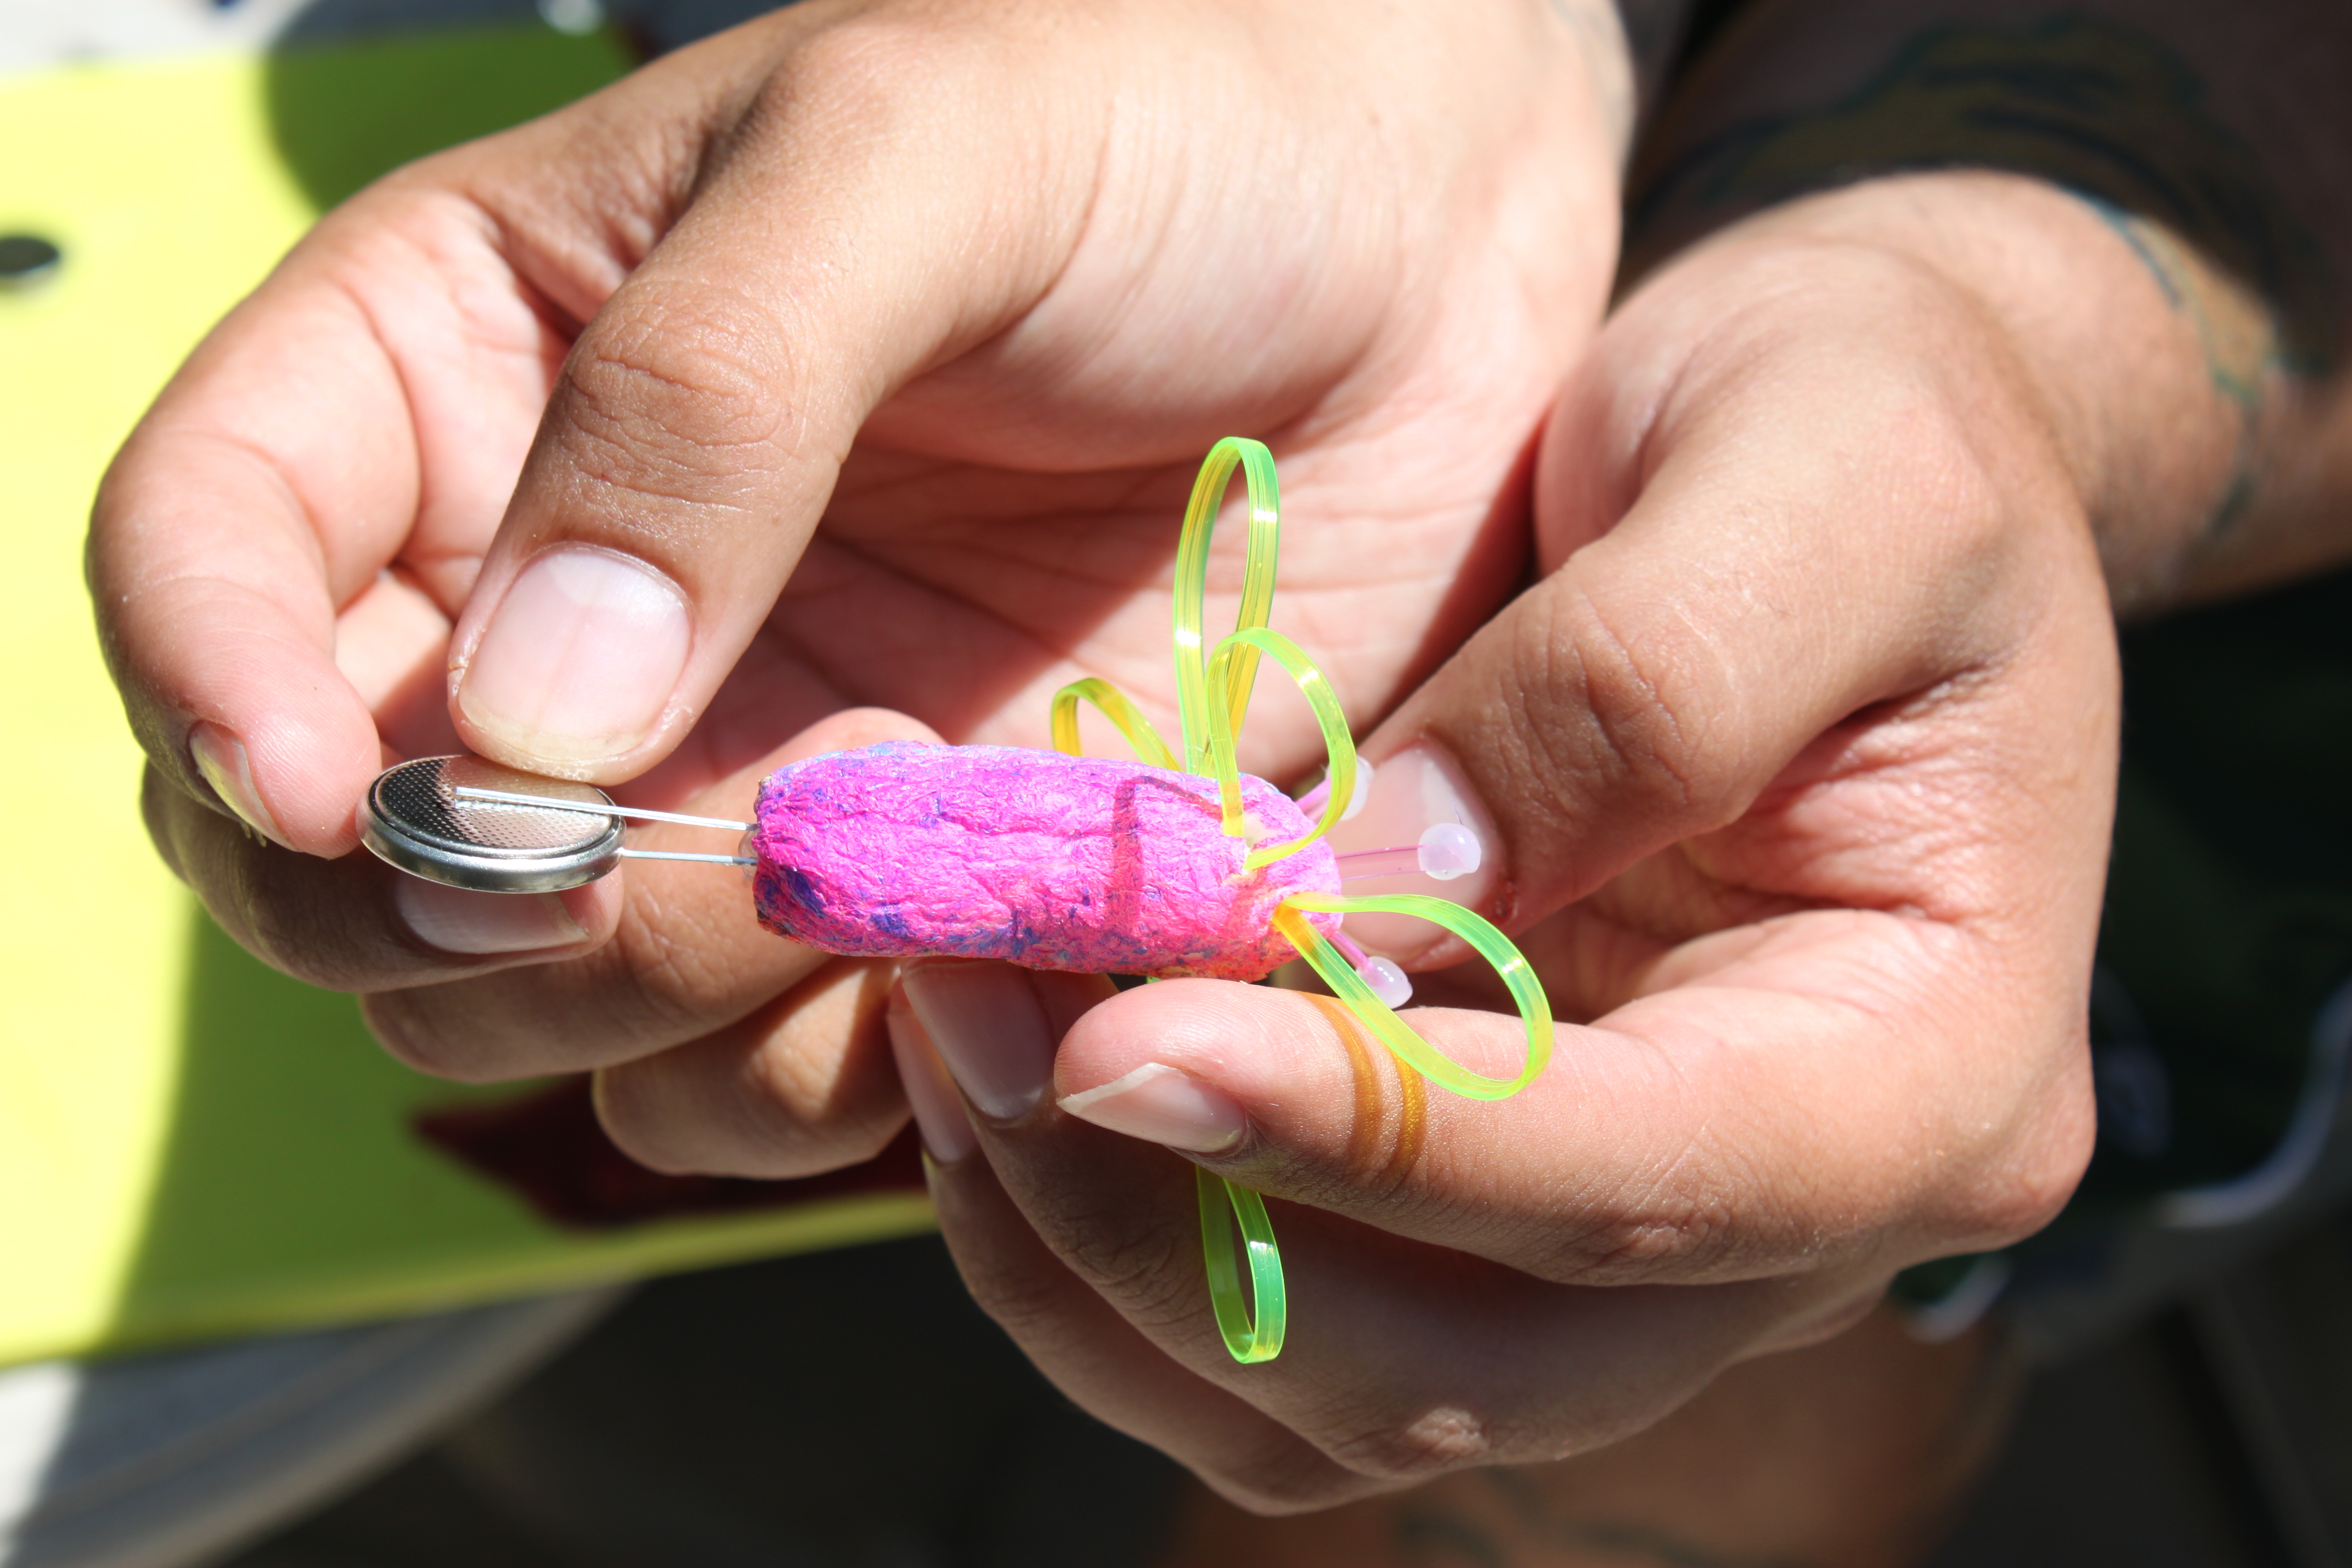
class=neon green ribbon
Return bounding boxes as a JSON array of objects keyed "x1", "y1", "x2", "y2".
[{"x1": 1048, "y1": 439, "x2": 1556, "y2": 1364}]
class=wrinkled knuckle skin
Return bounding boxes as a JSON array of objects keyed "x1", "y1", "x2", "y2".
[
  {"x1": 233, "y1": 884, "x2": 369, "y2": 993},
  {"x1": 205, "y1": 850, "x2": 392, "y2": 995},
  {"x1": 759, "y1": 12, "x2": 1030, "y2": 136},
  {"x1": 958, "y1": 1198, "x2": 1201, "y2": 1350},
  {"x1": 602, "y1": 914, "x2": 737, "y2": 1043},
  {"x1": 553, "y1": 284, "x2": 797, "y2": 519},
  {"x1": 1571, "y1": 1209, "x2": 1735, "y2": 1280},
  {"x1": 1529, "y1": 1157, "x2": 1744, "y2": 1282},
  {"x1": 1320, "y1": 1406, "x2": 1496, "y2": 1490},
  {"x1": 953, "y1": 1236, "x2": 1089, "y2": 1352},
  {"x1": 1051, "y1": 1210, "x2": 1204, "y2": 1334},
  {"x1": 1959, "y1": 1060, "x2": 2098, "y2": 1248},
  {"x1": 1527, "y1": 588, "x2": 1742, "y2": 840}
]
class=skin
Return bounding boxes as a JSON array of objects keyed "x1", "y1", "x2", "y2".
[
  {"x1": 911, "y1": 168, "x2": 2130, "y2": 1515},
  {"x1": 96, "y1": 0, "x2": 1626, "y2": 1127},
  {"x1": 84, "y1": 0, "x2": 2352, "y2": 1561},
  {"x1": 898, "y1": 0, "x2": 2352, "y2": 1547}
]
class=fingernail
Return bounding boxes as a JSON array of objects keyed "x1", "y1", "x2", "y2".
[
  {"x1": 1325, "y1": 741, "x2": 1500, "y2": 961},
  {"x1": 900, "y1": 960, "x2": 1057, "y2": 1123},
  {"x1": 887, "y1": 983, "x2": 979, "y2": 1164},
  {"x1": 1057, "y1": 1063, "x2": 1246, "y2": 1154},
  {"x1": 189, "y1": 722, "x2": 286, "y2": 846},
  {"x1": 395, "y1": 878, "x2": 585, "y2": 955},
  {"x1": 455, "y1": 547, "x2": 690, "y2": 770}
]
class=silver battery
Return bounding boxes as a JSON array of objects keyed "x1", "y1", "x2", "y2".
[{"x1": 361, "y1": 755, "x2": 623, "y2": 894}]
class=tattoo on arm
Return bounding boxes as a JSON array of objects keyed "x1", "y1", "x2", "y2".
[
  {"x1": 1629, "y1": 17, "x2": 2329, "y2": 552},
  {"x1": 2075, "y1": 194, "x2": 2276, "y2": 534}
]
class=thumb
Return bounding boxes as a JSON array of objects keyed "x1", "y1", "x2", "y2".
[
  {"x1": 1332, "y1": 287, "x2": 2066, "y2": 954},
  {"x1": 446, "y1": 27, "x2": 1096, "y2": 780}
]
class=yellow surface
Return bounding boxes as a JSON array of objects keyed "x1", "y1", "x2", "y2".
[{"x1": 0, "y1": 35, "x2": 932, "y2": 1369}]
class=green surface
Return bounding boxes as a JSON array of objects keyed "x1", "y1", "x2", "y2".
[
  {"x1": 265, "y1": 24, "x2": 634, "y2": 209},
  {"x1": 0, "y1": 27, "x2": 932, "y2": 1369}
]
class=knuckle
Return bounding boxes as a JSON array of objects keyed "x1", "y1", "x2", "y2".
[
  {"x1": 1953, "y1": 1056, "x2": 2098, "y2": 1245},
  {"x1": 594, "y1": 896, "x2": 753, "y2": 1041},
  {"x1": 1320, "y1": 1405, "x2": 1495, "y2": 1487},
  {"x1": 1526, "y1": 586, "x2": 1744, "y2": 832},
  {"x1": 361, "y1": 982, "x2": 549, "y2": 1083},
  {"x1": 235, "y1": 878, "x2": 371, "y2": 993},
  {"x1": 964, "y1": 1192, "x2": 1199, "y2": 1341},
  {"x1": 1055, "y1": 1210, "x2": 1201, "y2": 1328},
  {"x1": 1554, "y1": 1183, "x2": 1741, "y2": 1281},
  {"x1": 762, "y1": 13, "x2": 1029, "y2": 132},
  {"x1": 955, "y1": 1238, "x2": 1080, "y2": 1344},
  {"x1": 555, "y1": 283, "x2": 798, "y2": 515}
]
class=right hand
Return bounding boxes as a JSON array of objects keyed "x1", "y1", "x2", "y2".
[{"x1": 92, "y1": 0, "x2": 1630, "y2": 1175}]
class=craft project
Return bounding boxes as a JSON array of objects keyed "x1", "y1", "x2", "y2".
[{"x1": 364, "y1": 438, "x2": 1554, "y2": 1363}]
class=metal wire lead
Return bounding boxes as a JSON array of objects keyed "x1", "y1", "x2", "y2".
[
  {"x1": 453, "y1": 784, "x2": 754, "y2": 833},
  {"x1": 618, "y1": 849, "x2": 759, "y2": 866}
]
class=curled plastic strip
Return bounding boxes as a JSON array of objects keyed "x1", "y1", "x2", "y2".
[
  {"x1": 1171, "y1": 438, "x2": 1281, "y2": 782},
  {"x1": 1273, "y1": 895, "x2": 1554, "y2": 1101},
  {"x1": 1198, "y1": 1167, "x2": 1285, "y2": 1363},
  {"x1": 1049, "y1": 678, "x2": 1180, "y2": 770},
  {"x1": 1133, "y1": 440, "x2": 1557, "y2": 1367},
  {"x1": 1201, "y1": 627, "x2": 1357, "y2": 868}
]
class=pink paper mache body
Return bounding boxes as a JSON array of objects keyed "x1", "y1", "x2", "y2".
[{"x1": 751, "y1": 741, "x2": 1341, "y2": 980}]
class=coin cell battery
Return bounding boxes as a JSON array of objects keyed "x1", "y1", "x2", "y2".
[{"x1": 361, "y1": 755, "x2": 753, "y2": 894}]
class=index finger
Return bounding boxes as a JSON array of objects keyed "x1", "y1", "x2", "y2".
[
  {"x1": 91, "y1": 215, "x2": 434, "y2": 852},
  {"x1": 89, "y1": 28, "x2": 764, "y2": 851}
]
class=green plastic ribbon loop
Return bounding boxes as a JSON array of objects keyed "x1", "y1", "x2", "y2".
[
  {"x1": 1201, "y1": 626, "x2": 1357, "y2": 868},
  {"x1": 1039, "y1": 439, "x2": 1556, "y2": 1366},
  {"x1": 1274, "y1": 895, "x2": 1554, "y2": 1101},
  {"x1": 1170, "y1": 437, "x2": 1282, "y2": 787},
  {"x1": 1198, "y1": 1168, "x2": 1285, "y2": 1363},
  {"x1": 1049, "y1": 677, "x2": 1180, "y2": 770}
]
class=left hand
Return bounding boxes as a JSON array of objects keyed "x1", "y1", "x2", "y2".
[{"x1": 878, "y1": 169, "x2": 2209, "y2": 1509}]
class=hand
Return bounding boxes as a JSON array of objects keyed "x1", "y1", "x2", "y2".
[
  {"x1": 93, "y1": 0, "x2": 1629, "y2": 1170},
  {"x1": 894, "y1": 170, "x2": 2224, "y2": 1509}
]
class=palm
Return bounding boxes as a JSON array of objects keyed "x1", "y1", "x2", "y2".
[{"x1": 349, "y1": 189, "x2": 1557, "y2": 806}]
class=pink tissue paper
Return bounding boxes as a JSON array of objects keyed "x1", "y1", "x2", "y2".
[{"x1": 752, "y1": 741, "x2": 1340, "y2": 980}]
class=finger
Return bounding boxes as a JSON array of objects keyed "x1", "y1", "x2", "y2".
[
  {"x1": 444, "y1": 16, "x2": 1105, "y2": 781},
  {"x1": 919, "y1": 1118, "x2": 1375, "y2": 1515},
  {"x1": 90, "y1": 15, "x2": 816, "y2": 851},
  {"x1": 143, "y1": 762, "x2": 619, "y2": 990},
  {"x1": 592, "y1": 958, "x2": 909, "y2": 1179},
  {"x1": 1352, "y1": 237, "x2": 2114, "y2": 951},
  {"x1": 907, "y1": 965, "x2": 1874, "y2": 1497},
  {"x1": 363, "y1": 706, "x2": 939, "y2": 1081},
  {"x1": 94, "y1": 235, "x2": 437, "y2": 855},
  {"x1": 1054, "y1": 919, "x2": 2092, "y2": 1287}
]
